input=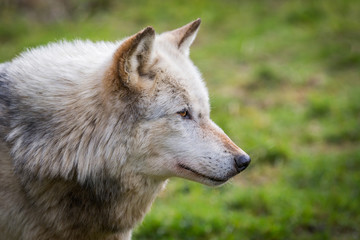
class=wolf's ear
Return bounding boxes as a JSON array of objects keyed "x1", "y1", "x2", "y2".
[
  {"x1": 106, "y1": 26, "x2": 155, "y2": 92},
  {"x1": 161, "y1": 18, "x2": 201, "y2": 56}
]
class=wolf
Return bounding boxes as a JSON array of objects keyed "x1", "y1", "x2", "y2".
[{"x1": 0, "y1": 19, "x2": 250, "y2": 240}]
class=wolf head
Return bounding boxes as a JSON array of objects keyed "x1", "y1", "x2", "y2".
[
  {"x1": 104, "y1": 19, "x2": 250, "y2": 186},
  {"x1": 7, "y1": 19, "x2": 249, "y2": 188}
]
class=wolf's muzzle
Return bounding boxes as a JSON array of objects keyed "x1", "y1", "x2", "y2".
[{"x1": 234, "y1": 154, "x2": 251, "y2": 172}]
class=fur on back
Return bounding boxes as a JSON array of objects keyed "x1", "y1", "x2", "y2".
[{"x1": 6, "y1": 40, "x2": 126, "y2": 182}]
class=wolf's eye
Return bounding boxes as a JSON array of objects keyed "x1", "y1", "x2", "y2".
[{"x1": 177, "y1": 109, "x2": 191, "y2": 119}]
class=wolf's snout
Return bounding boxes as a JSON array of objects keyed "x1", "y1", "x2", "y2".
[{"x1": 234, "y1": 154, "x2": 251, "y2": 172}]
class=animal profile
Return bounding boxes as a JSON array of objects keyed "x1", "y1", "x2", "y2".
[{"x1": 0, "y1": 19, "x2": 250, "y2": 240}]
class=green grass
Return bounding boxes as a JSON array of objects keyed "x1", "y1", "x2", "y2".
[{"x1": 1, "y1": 0, "x2": 359, "y2": 239}]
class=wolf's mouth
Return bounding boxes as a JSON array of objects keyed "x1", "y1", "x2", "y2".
[{"x1": 178, "y1": 163, "x2": 228, "y2": 183}]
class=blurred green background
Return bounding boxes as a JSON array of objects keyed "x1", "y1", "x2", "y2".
[{"x1": 1, "y1": 0, "x2": 359, "y2": 239}]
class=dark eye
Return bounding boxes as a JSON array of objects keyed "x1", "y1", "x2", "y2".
[{"x1": 177, "y1": 109, "x2": 191, "y2": 119}]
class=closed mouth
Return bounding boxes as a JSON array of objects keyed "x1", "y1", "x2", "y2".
[{"x1": 178, "y1": 163, "x2": 228, "y2": 183}]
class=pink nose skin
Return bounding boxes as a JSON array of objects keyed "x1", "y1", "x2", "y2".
[{"x1": 234, "y1": 154, "x2": 251, "y2": 172}]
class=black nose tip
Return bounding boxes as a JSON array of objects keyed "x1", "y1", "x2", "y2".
[{"x1": 234, "y1": 154, "x2": 251, "y2": 172}]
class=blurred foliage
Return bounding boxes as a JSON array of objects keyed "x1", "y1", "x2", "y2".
[{"x1": 0, "y1": 0, "x2": 359, "y2": 239}]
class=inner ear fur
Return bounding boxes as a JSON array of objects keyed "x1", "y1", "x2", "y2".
[{"x1": 105, "y1": 26, "x2": 155, "y2": 93}]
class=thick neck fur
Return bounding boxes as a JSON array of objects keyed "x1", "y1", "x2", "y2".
[
  {"x1": 20, "y1": 171, "x2": 166, "y2": 240},
  {"x1": 2, "y1": 41, "x2": 167, "y2": 239}
]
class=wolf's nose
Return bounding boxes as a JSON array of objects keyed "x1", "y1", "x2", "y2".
[{"x1": 234, "y1": 154, "x2": 251, "y2": 172}]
